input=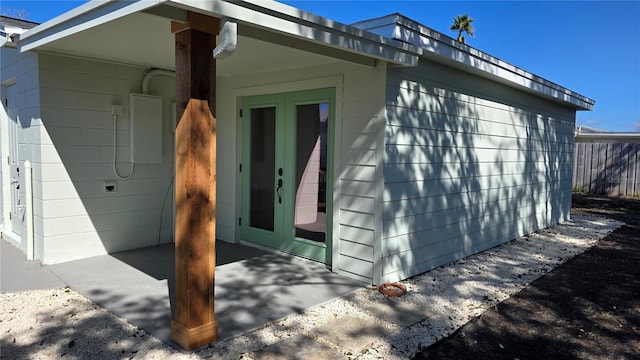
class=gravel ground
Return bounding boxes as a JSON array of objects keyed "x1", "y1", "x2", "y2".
[{"x1": 0, "y1": 215, "x2": 621, "y2": 360}]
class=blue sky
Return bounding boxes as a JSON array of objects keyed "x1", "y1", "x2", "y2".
[{"x1": 2, "y1": 1, "x2": 639, "y2": 132}]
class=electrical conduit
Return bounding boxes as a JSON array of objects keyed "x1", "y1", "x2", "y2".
[{"x1": 113, "y1": 109, "x2": 134, "y2": 179}]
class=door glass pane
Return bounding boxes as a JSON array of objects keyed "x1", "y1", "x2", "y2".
[
  {"x1": 294, "y1": 103, "x2": 328, "y2": 242},
  {"x1": 250, "y1": 107, "x2": 276, "y2": 231}
]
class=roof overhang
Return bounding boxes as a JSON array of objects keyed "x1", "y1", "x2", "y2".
[
  {"x1": 13, "y1": 1, "x2": 595, "y2": 111},
  {"x1": 17, "y1": 0, "x2": 421, "y2": 69},
  {"x1": 353, "y1": 13, "x2": 595, "y2": 111},
  {"x1": 1, "y1": 15, "x2": 38, "y2": 48}
]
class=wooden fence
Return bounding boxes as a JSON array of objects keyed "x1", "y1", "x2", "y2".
[{"x1": 573, "y1": 142, "x2": 640, "y2": 196}]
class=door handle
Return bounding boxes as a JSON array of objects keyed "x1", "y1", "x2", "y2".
[{"x1": 276, "y1": 178, "x2": 283, "y2": 204}]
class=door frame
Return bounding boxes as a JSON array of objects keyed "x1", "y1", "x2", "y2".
[
  {"x1": 240, "y1": 88, "x2": 335, "y2": 263},
  {"x1": 1, "y1": 79, "x2": 22, "y2": 242},
  {"x1": 232, "y1": 76, "x2": 344, "y2": 265}
]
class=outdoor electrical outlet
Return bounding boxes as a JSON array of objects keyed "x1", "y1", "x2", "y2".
[
  {"x1": 104, "y1": 180, "x2": 117, "y2": 193},
  {"x1": 111, "y1": 105, "x2": 123, "y2": 116}
]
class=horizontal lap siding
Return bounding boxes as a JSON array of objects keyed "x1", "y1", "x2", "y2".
[
  {"x1": 36, "y1": 54, "x2": 175, "y2": 263},
  {"x1": 335, "y1": 64, "x2": 386, "y2": 283},
  {"x1": 381, "y1": 60, "x2": 575, "y2": 282},
  {"x1": 0, "y1": 47, "x2": 41, "y2": 252},
  {"x1": 218, "y1": 61, "x2": 386, "y2": 283}
]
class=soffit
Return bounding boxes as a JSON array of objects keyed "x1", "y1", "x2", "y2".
[{"x1": 30, "y1": 11, "x2": 339, "y2": 76}]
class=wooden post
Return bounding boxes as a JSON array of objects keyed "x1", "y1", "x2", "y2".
[{"x1": 171, "y1": 12, "x2": 219, "y2": 350}]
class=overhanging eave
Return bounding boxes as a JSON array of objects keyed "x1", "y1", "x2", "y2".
[
  {"x1": 17, "y1": 0, "x2": 421, "y2": 68},
  {"x1": 18, "y1": 0, "x2": 165, "y2": 53},
  {"x1": 164, "y1": 0, "x2": 421, "y2": 66},
  {"x1": 354, "y1": 13, "x2": 596, "y2": 111}
]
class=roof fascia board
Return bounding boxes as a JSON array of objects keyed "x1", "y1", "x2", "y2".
[
  {"x1": 18, "y1": 0, "x2": 116, "y2": 40},
  {"x1": 239, "y1": 25, "x2": 376, "y2": 67},
  {"x1": 576, "y1": 125, "x2": 610, "y2": 133},
  {"x1": 421, "y1": 49, "x2": 594, "y2": 110},
  {"x1": 19, "y1": 0, "x2": 165, "y2": 53},
  {"x1": 232, "y1": 0, "x2": 420, "y2": 53},
  {"x1": 405, "y1": 19, "x2": 594, "y2": 110},
  {"x1": 167, "y1": 0, "x2": 421, "y2": 66},
  {"x1": 145, "y1": 3, "x2": 374, "y2": 66},
  {"x1": 0, "y1": 16, "x2": 39, "y2": 32},
  {"x1": 575, "y1": 133, "x2": 640, "y2": 143},
  {"x1": 359, "y1": 14, "x2": 595, "y2": 111}
]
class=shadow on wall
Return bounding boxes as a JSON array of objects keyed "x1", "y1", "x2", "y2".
[
  {"x1": 380, "y1": 61, "x2": 573, "y2": 283},
  {"x1": 36, "y1": 53, "x2": 176, "y2": 261}
]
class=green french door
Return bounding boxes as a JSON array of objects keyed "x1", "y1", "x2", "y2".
[{"x1": 240, "y1": 88, "x2": 335, "y2": 264}]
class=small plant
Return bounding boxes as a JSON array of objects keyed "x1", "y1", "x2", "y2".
[{"x1": 572, "y1": 185, "x2": 587, "y2": 193}]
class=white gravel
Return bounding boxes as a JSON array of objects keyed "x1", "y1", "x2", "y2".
[{"x1": 0, "y1": 215, "x2": 621, "y2": 359}]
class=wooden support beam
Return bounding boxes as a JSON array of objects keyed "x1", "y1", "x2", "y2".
[
  {"x1": 171, "y1": 11, "x2": 219, "y2": 36},
  {"x1": 171, "y1": 12, "x2": 219, "y2": 351}
]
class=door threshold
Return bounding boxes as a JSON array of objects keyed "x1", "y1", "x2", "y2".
[{"x1": 238, "y1": 239, "x2": 328, "y2": 266}]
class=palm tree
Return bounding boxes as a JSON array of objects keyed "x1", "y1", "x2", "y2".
[{"x1": 450, "y1": 14, "x2": 474, "y2": 44}]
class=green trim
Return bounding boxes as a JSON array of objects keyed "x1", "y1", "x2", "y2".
[
  {"x1": 240, "y1": 88, "x2": 336, "y2": 264},
  {"x1": 240, "y1": 93, "x2": 284, "y2": 248}
]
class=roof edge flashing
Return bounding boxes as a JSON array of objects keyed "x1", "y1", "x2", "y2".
[
  {"x1": 168, "y1": 0, "x2": 421, "y2": 66},
  {"x1": 19, "y1": 0, "x2": 119, "y2": 41},
  {"x1": 18, "y1": 0, "x2": 166, "y2": 53},
  {"x1": 575, "y1": 133, "x2": 640, "y2": 143},
  {"x1": 230, "y1": 1, "x2": 421, "y2": 53},
  {"x1": 356, "y1": 13, "x2": 595, "y2": 110}
]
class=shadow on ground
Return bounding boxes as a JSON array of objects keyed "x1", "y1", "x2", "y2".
[
  {"x1": 412, "y1": 194, "x2": 640, "y2": 360},
  {"x1": 0, "y1": 288, "x2": 176, "y2": 359}
]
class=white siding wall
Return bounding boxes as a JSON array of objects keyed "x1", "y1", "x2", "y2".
[
  {"x1": 0, "y1": 46, "x2": 41, "y2": 251},
  {"x1": 36, "y1": 54, "x2": 175, "y2": 263},
  {"x1": 3, "y1": 48, "x2": 385, "y2": 272},
  {"x1": 381, "y1": 60, "x2": 576, "y2": 283},
  {"x1": 0, "y1": 91, "x2": 3, "y2": 233},
  {"x1": 336, "y1": 63, "x2": 386, "y2": 283},
  {"x1": 213, "y1": 75, "x2": 241, "y2": 243}
]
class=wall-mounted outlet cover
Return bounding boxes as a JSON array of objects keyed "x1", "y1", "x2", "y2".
[
  {"x1": 104, "y1": 180, "x2": 117, "y2": 193},
  {"x1": 111, "y1": 105, "x2": 124, "y2": 116}
]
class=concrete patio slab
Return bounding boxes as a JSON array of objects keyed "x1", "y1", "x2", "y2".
[
  {"x1": 44, "y1": 241, "x2": 365, "y2": 345},
  {"x1": 0, "y1": 240, "x2": 65, "y2": 292},
  {"x1": 46, "y1": 246, "x2": 174, "y2": 343}
]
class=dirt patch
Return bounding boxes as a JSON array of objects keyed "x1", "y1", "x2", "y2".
[{"x1": 412, "y1": 194, "x2": 640, "y2": 360}]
